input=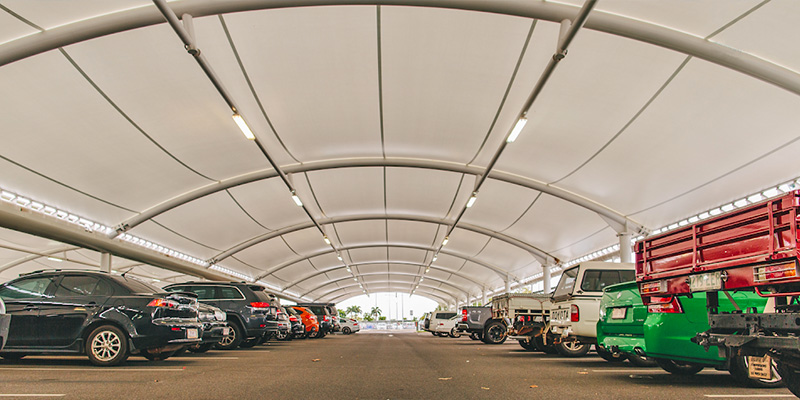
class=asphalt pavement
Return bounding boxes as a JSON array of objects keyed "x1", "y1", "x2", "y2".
[{"x1": 0, "y1": 330, "x2": 795, "y2": 399}]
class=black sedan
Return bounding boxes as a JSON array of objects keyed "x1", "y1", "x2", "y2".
[{"x1": 0, "y1": 269, "x2": 203, "y2": 366}]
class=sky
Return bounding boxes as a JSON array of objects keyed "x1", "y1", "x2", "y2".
[{"x1": 336, "y1": 292, "x2": 439, "y2": 320}]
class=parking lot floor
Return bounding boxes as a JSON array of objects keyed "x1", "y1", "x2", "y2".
[{"x1": 0, "y1": 330, "x2": 795, "y2": 399}]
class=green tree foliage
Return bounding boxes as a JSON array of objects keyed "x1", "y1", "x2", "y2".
[
  {"x1": 338, "y1": 309, "x2": 347, "y2": 318},
  {"x1": 370, "y1": 306, "x2": 382, "y2": 320},
  {"x1": 346, "y1": 305, "x2": 362, "y2": 319}
]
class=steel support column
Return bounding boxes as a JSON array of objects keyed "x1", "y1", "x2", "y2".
[
  {"x1": 100, "y1": 252, "x2": 112, "y2": 273},
  {"x1": 618, "y1": 232, "x2": 633, "y2": 263},
  {"x1": 543, "y1": 264, "x2": 552, "y2": 293}
]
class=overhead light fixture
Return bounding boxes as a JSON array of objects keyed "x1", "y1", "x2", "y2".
[
  {"x1": 47, "y1": 257, "x2": 62, "y2": 262},
  {"x1": 466, "y1": 192, "x2": 478, "y2": 208},
  {"x1": 353, "y1": 278, "x2": 357, "y2": 282},
  {"x1": 337, "y1": 254, "x2": 343, "y2": 261},
  {"x1": 232, "y1": 113, "x2": 255, "y2": 140},
  {"x1": 506, "y1": 117, "x2": 528, "y2": 143},
  {"x1": 442, "y1": 236, "x2": 449, "y2": 246},
  {"x1": 323, "y1": 236, "x2": 331, "y2": 245},
  {"x1": 291, "y1": 190, "x2": 303, "y2": 206},
  {"x1": 432, "y1": 255, "x2": 438, "y2": 262},
  {"x1": 346, "y1": 267, "x2": 351, "y2": 272}
]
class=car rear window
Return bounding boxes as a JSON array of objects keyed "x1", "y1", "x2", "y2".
[
  {"x1": 580, "y1": 270, "x2": 634, "y2": 292},
  {"x1": 435, "y1": 312, "x2": 456, "y2": 319},
  {"x1": 113, "y1": 276, "x2": 163, "y2": 295}
]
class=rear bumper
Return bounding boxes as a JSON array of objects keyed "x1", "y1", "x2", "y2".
[{"x1": 131, "y1": 319, "x2": 204, "y2": 350}]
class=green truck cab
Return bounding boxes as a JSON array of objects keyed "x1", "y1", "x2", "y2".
[{"x1": 597, "y1": 282, "x2": 782, "y2": 387}]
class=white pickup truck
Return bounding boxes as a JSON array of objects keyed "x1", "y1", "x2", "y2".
[{"x1": 549, "y1": 261, "x2": 635, "y2": 357}]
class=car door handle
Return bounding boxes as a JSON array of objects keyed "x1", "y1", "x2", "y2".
[
  {"x1": 24, "y1": 304, "x2": 38, "y2": 310},
  {"x1": 87, "y1": 302, "x2": 97, "y2": 307}
]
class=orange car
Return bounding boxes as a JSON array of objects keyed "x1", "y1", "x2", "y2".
[{"x1": 289, "y1": 306, "x2": 320, "y2": 339}]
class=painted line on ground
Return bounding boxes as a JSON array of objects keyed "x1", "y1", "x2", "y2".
[
  {"x1": 169, "y1": 357, "x2": 239, "y2": 360},
  {"x1": 0, "y1": 395, "x2": 65, "y2": 398},
  {"x1": 522, "y1": 356, "x2": 602, "y2": 361},
  {"x1": 0, "y1": 368, "x2": 185, "y2": 372},
  {"x1": 704, "y1": 395, "x2": 795, "y2": 398}
]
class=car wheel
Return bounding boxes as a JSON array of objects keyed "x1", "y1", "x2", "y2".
[
  {"x1": 142, "y1": 350, "x2": 175, "y2": 361},
  {"x1": 215, "y1": 322, "x2": 243, "y2": 350},
  {"x1": 275, "y1": 330, "x2": 288, "y2": 341},
  {"x1": 655, "y1": 358, "x2": 705, "y2": 375},
  {"x1": 596, "y1": 345, "x2": 627, "y2": 363},
  {"x1": 343, "y1": 327, "x2": 352, "y2": 334},
  {"x1": 518, "y1": 339, "x2": 537, "y2": 351},
  {"x1": 777, "y1": 359, "x2": 800, "y2": 397},
  {"x1": 449, "y1": 328, "x2": 462, "y2": 338},
  {"x1": 533, "y1": 335, "x2": 558, "y2": 354},
  {"x1": 469, "y1": 332, "x2": 481, "y2": 341},
  {"x1": 555, "y1": 341, "x2": 590, "y2": 357},
  {"x1": 482, "y1": 321, "x2": 507, "y2": 345},
  {"x1": 431, "y1": 332, "x2": 437, "y2": 336},
  {"x1": 188, "y1": 343, "x2": 215, "y2": 353},
  {"x1": 626, "y1": 353, "x2": 658, "y2": 367},
  {"x1": 86, "y1": 325, "x2": 129, "y2": 366},
  {"x1": 729, "y1": 355, "x2": 783, "y2": 388}
]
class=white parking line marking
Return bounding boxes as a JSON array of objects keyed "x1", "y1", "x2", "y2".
[
  {"x1": 0, "y1": 395, "x2": 65, "y2": 398},
  {"x1": 704, "y1": 395, "x2": 795, "y2": 398},
  {"x1": 169, "y1": 357, "x2": 239, "y2": 360},
  {"x1": 522, "y1": 356, "x2": 602, "y2": 361},
  {"x1": 0, "y1": 368, "x2": 184, "y2": 372}
]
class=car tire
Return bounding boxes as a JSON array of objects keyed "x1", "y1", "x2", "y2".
[
  {"x1": 555, "y1": 341, "x2": 590, "y2": 357},
  {"x1": 86, "y1": 325, "x2": 129, "y2": 366},
  {"x1": 777, "y1": 359, "x2": 800, "y2": 397},
  {"x1": 275, "y1": 330, "x2": 288, "y2": 341},
  {"x1": 655, "y1": 358, "x2": 705, "y2": 375},
  {"x1": 343, "y1": 327, "x2": 352, "y2": 334},
  {"x1": 171, "y1": 347, "x2": 187, "y2": 357},
  {"x1": 626, "y1": 353, "x2": 658, "y2": 367},
  {"x1": 729, "y1": 355, "x2": 784, "y2": 388},
  {"x1": 533, "y1": 335, "x2": 558, "y2": 354},
  {"x1": 449, "y1": 328, "x2": 461, "y2": 338},
  {"x1": 469, "y1": 332, "x2": 482, "y2": 341},
  {"x1": 596, "y1": 345, "x2": 627, "y2": 363},
  {"x1": 482, "y1": 321, "x2": 507, "y2": 345},
  {"x1": 188, "y1": 343, "x2": 215, "y2": 353},
  {"x1": 238, "y1": 336, "x2": 261, "y2": 348},
  {"x1": 431, "y1": 332, "x2": 437, "y2": 336},
  {"x1": 518, "y1": 339, "x2": 537, "y2": 351},
  {"x1": 215, "y1": 322, "x2": 243, "y2": 350},
  {"x1": 142, "y1": 350, "x2": 175, "y2": 362}
]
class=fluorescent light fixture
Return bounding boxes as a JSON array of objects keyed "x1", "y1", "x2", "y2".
[
  {"x1": 442, "y1": 237, "x2": 449, "y2": 246},
  {"x1": 337, "y1": 255, "x2": 343, "y2": 261},
  {"x1": 426, "y1": 268, "x2": 430, "y2": 273},
  {"x1": 432, "y1": 256, "x2": 437, "y2": 262},
  {"x1": 506, "y1": 117, "x2": 528, "y2": 143},
  {"x1": 232, "y1": 113, "x2": 255, "y2": 140},
  {"x1": 152, "y1": 278, "x2": 161, "y2": 282},
  {"x1": 466, "y1": 192, "x2": 478, "y2": 208},
  {"x1": 353, "y1": 278, "x2": 357, "y2": 282},
  {"x1": 0, "y1": 191, "x2": 15, "y2": 202},
  {"x1": 323, "y1": 236, "x2": 331, "y2": 245},
  {"x1": 47, "y1": 257, "x2": 62, "y2": 262},
  {"x1": 721, "y1": 204, "x2": 735, "y2": 212},
  {"x1": 291, "y1": 190, "x2": 303, "y2": 206},
  {"x1": 346, "y1": 267, "x2": 351, "y2": 272},
  {"x1": 763, "y1": 188, "x2": 780, "y2": 198}
]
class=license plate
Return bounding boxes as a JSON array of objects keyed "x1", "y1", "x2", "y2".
[
  {"x1": 747, "y1": 355, "x2": 772, "y2": 380},
  {"x1": 611, "y1": 307, "x2": 627, "y2": 320},
  {"x1": 689, "y1": 271, "x2": 722, "y2": 292},
  {"x1": 222, "y1": 327, "x2": 230, "y2": 336},
  {"x1": 187, "y1": 328, "x2": 198, "y2": 339}
]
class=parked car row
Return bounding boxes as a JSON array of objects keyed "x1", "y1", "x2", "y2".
[
  {"x1": 0, "y1": 269, "x2": 354, "y2": 366},
  {"x1": 428, "y1": 258, "x2": 786, "y2": 391}
]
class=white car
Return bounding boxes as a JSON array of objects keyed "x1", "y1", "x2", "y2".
[
  {"x1": 430, "y1": 311, "x2": 460, "y2": 338},
  {"x1": 341, "y1": 318, "x2": 360, "y2": 334}
]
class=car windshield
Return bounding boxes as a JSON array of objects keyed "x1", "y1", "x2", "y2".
[
  {"x1": 113, "y1": 276, "x2": 163, "y2": 295},
  {"x1": 553, "y1": 266, "x2": 579, "y2": 298}
]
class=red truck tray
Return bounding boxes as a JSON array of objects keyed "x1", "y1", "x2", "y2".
[{"x1": 635, "y1": 190, "x2": 800, "y2": 295}]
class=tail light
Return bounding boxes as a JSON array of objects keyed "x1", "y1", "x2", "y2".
[
  {"x1": 570, "y1": 304, "x2": 580, "y2": 322},
  {"x1": 323, "y1": 315, "x2": 330, "y2": 322},
  {"x1": 461, "y1": 309, "x2": 468, "y2": 322},
  {"x1": 647, "y1": 296, "x2": 684, "y2": 313},
  {"x1": 289, "y1": 316, "x2": 298, "y2": 322},
  {"x1": 148, "y1": 298, "x2": 179, "y2": 308},
  {"x1": 249, "y1": 302, "x2": 270, "y2": 309}
]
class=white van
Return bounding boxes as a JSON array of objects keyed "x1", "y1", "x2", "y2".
[{"x1": 429, "y1": 311, "x2": 459, "y2": 337}]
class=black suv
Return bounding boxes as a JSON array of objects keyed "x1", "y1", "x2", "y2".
[
  {"x1": 163, "y1": 282, "x2": 278, "y2": 349},
  {"x1": 0, "y1": 270, "x2": 202, "y2": 366},
  {"x1": 296, "y1": 303, "x2": 335, "y2": 337}
]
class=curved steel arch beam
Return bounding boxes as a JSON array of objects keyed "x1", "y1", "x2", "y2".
[
  {"x1": 301, "y1": 272, "x2": 468, "y2": 299},
  {"x1": 214, "y1": 212, "x2": 555, "y2": 265},
  {"x1": 284, "y1": 260, "x2": 484, "y2": 291},
  {"x1": 314, "y1": 281, "x2": 458, "y2": 304},
  {"x1": 113, "y1": 158, "x2": 641, "y2": 250},
  {"x1": 256, "y1": 243, "x2": 510, "y2": 281},
  {"x1": 327, "y1": 286, "x2": 450, "y2": 306},
  {"x1": 0, "y1": 245, "x2": 78, "y2": 274},
  {"x1": 2, "y1": 2, "x2": 798, "y2": 97}
]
